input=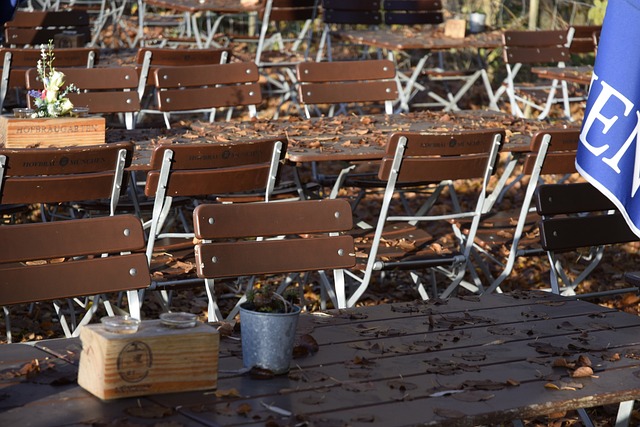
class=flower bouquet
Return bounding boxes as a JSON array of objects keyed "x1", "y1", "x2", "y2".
[{"x1": 27, "y1": 41, "x2": 80, "y2": 118}]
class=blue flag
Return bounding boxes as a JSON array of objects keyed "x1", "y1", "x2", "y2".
[{"x1": 577, "y1": 0, "x2": 640, "y2": 237}]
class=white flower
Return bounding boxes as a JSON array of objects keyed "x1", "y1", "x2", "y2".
[
  {"x1": 48, "y1": 70, "x2": 65, "y2": 91},
  {"x1": 59, "y1": 98, "x2": 74, "y2": 115}
]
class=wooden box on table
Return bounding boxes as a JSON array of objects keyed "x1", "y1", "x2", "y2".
[
  {"x1": 78, "y1": 320, "x2": 219, "y2": 400},
  {"x1": 0, "y1": 116, "x2": 105, "y2": 147}
]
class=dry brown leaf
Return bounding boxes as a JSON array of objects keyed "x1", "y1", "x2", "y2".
[
  {"x1": 571, "y1": 366, "x2": 594, "y2": 378},
  {"x1": 215, "y1": 388, "x2": 242, "y2": 398}
]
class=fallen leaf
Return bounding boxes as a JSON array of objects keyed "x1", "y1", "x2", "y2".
[{"x1": 571, "y1": 366, "x2": 594, "y2": 378}]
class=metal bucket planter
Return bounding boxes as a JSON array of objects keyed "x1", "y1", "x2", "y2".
[{"x1": 239, "y1": 304, "x2": 301, "y2": 375}]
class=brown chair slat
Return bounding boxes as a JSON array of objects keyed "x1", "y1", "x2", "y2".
[
  {"x1": 299, "y1": 81, "x2": 398, "y2": 104},
  {"x1": 0, "y1": 214, "x2": 144, "y2": 261},
  {"x1": 156, "y1": 83, "x2": 262, "y2": 112},
  {"x1": 503, "y1": 30, "x2": 569, "y2": 47},
  {"x1": 297, "y1": 59, "x2": 396, "y2": 82},
  {"x1": 504, "y1": 46, "x2": 571, "y2": 64},
  {"x1": 134, "y1": 47, "x2": 229, "y2": 67},
  {"x1": 194, "y1": 198, "x2": 353, "y2": 238},
  {"x1": 196, "y1": 236, "x2": 355, "y2": 278},
  {"x1": 536, "y1": 181, "x2": 616, "y2": 216}
]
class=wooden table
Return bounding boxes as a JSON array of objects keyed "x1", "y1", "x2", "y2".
[
  {"x1": 333, "y1": 28, "x2": 503, "y2": 111},
  {"x1": 2, "y1": 291, "x2": 639, "y2": 426},
  {"x1": 111, "y1": 110, "x2": 570, "y2": 169},
  {"x1": 532, "y1": 65, "x2": 593, "y2": 86}
]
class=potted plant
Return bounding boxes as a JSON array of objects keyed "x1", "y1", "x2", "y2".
[{"x1": 239, "y1": 285, "x2": 302, "y2": 375}]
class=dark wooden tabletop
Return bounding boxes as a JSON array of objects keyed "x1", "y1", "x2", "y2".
[
  {"x1": 334, "y1": 28, "x2": 503, "y2": 52},
  {"x1": 110, "y1": 110, "x2": 575, "y2": 168},
  {"x1": 531, "y1": 66, "x2": 593, "y2": 86},
  {"x1": 2, "y1": 291, "x2": 639, "y2": 426}
]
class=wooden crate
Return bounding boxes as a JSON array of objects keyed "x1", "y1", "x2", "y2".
[
  {"x1": 78, "y1": 320, "x2": 219, "y2": 400},
  {"x1": 0, "y1": 116, "x2": 105, "y2": 148}
]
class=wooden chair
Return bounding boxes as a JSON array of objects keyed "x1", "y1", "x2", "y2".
[
  {"x1": 0, "y1": 46, "x2": 98, "y2": 112},
  {"x1": 25, "y1": 66, "x2": 141, "y2": 129},
  {"x1": 193, "y1": 198, "x2": 356, "y2": 318},
  {"x1": 498, "y1": 29, "x2": 576, "y2": 120},
  {"x1": 536, "y1": 182, "x2": 640, "y2": 298},
  {"x1": 345, "y1": 129, "x2": 504, "y2": 307},
  {"x1": 0, "y1": 142, "x2": 139, "y2": 340},
  {"x1": 475, "y1": 128, "x2": 584, "y2": 294},
  {"x1": 296, "y1": 59, "x2": 399, "y2": 117},
  {"x1": 3, "y1": 9, "x2": 91, "y2": 47},
  {"x1": 142, "y1": 137, "x2": 287, "y2": 320},
  {"x1": 138, "y1": 61, "x2": 262, "y2": 128},
  {"x1": 0, "y1": 214, "x2": 149, "y2": 341}
]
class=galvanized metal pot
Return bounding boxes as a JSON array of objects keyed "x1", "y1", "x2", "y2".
[{"x1": 239, "y1": 304, "x2": 301, "y2": 375}]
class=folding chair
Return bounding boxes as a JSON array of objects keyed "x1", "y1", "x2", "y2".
[
  {"x1": 0, "y1": 46, "x2": 98, "y2": 113},
  {"x1": 475, "y1": 128, "x2": 583, "y2": 294},
  {"x1": 497, "y1": 28, "x2": 576, "y2": 120},
  {"x1": 345, "y1": 129, "x2": 503, "y2": 307},
  {"x1": 3, "y1": 9, "x2": 92, "y2": 47},
  {"x1": 0, "y1": 142, "x2": 138, "y2": 340},
  {"x1": 536, "y1": 182, "x2": 640, "y2": 298},
  {"x1": 138, "y1": 61, "x2": 262, "y2": 128},
  {"x1": 25, "y1": 66, "x2": 141, "y2": 129},
  {"x1": 142, "y1": 137, "x2": 287, "y2": 320},
  {"x1": 0, "y1": 214, "x2": 149, "y2": 342},
  {"x1": 193, "y1": 198, "x2": 356, "y2": 318}
]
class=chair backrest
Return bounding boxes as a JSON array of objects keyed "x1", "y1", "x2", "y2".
[
  {"x1": 0, "y1": 46, "x2": 98, "y2": 111},
  {"x1": 536, "y1": 182, "x2": 637, "y2": 253},
  {"x1": 25, "y1": 66, "x2": 141, "y2": 129},
  {"x1": 568, "y1": 25, "x2": 601, "y2": 55},
  {"x1": 321, "y1": 0, "x2": 382, "y2": 25},
  {"x1": 379, "y1": 129, "x2": 505, "y2": 183},
  {"x1": 144, "y1": 138, "x2": 287, "y2": 199},
  {"x1": 521, "y1": 127, "x2": 579, "y2": 176},
  {"x1": 502, "y1": 29, "x2": 573, "y2": 65},
  {"x1": 151, "y1": 61, "x2": 262, "y2": 118},
  {"x1": 134, "y1": 47, "x2": 230, "y2": 100},
  {"x1": 0, "y1": 141, "x2": 134, "y2": 215},
  {"x1": 296, "y1": 59, "x2": 399, "y2": 117},
  {"x1": 193, "y1": 198, "x2": 355, "y2": 279},
  {"x1": 143, "y1": 137, "x2": 287, "y2": 262},
  {"x1": 383, "y1": 0, "x2": 444, "y2": 25},
  {"x1": 0, "y1": 214, "x2": 149, "y2": 306},
  {"x1": 3, "y1": 10, "x2": 91, "y2": 47},
  {"x1": 535, "y1": 181, "x2": 639, "y2": 296}
]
